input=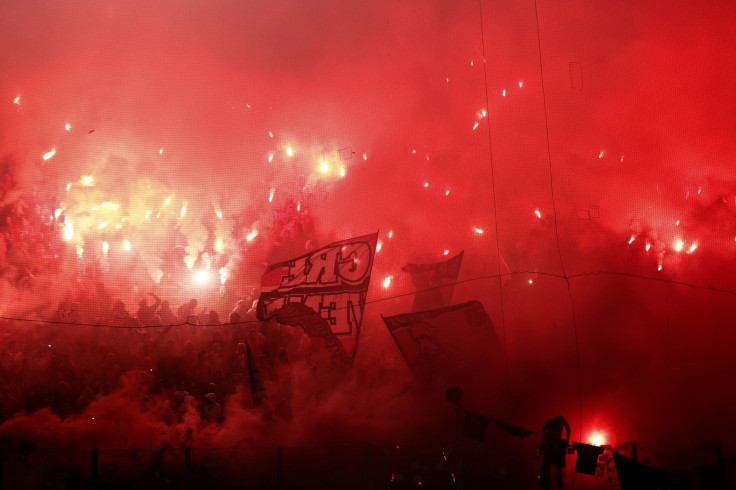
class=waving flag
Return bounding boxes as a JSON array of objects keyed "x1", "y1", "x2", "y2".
[
  {"x1": 402, "y1": 251, "x2": 464, "y2": 312},
  {"x1": 382, "y1": 300, "x2": 503, "y2": 403},
  {"x1": 257, "y1": 233, "x2": 378, "y2": 357}
]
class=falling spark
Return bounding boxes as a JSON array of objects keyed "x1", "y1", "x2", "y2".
[
  {"x1": 443, "y1": 249, "x2": 449, "y2": 255},
  {"x1": 423, "y1": 182, "x2": 429, "y2": 188},
  {"x1": 124, "y1": 240, "x2": 131, "y2": 251},
  {"x1": 13, "y1": 95, "x2": 21, "y2": 105},
  {"x1": 529, "y1": 279, "x2": 533, "y2": 284},
  {"x1": 296, "y1": 202, "x2": 301, "y2": 212},
  {"x1": 215, "y1": 239, "x2": 224, "y2": 251},
  {"x1": 645, "y1": 243, "x2": 651, "y2": 252},
  {"x1": 320, "y1": 161, "x2": 329, "y2": 173},
  {"x1": 363, "y1": 153, "x2": 368, "y2": 161},
  {"x1": 445, "y1": 189, "x2": 450, "y2": 196},
  {"x1": 340, "y1": 167, "x2": 345, "y2": 177},
  {"x1": 216, "y1": 210, "x2": 223, "y2": 219},
  {"x1": 502, "y1": 89, "x2": 506, "y2": 96},
  {"x1": 54, "y1": 208, "x2": 62, "y2": 219},
  {"x1": 628, "y1": 235, "x2": 635, "y2": 244},
  {"x1": 145, "y1": 210, "x2": 151, "y2": 220},
  {"x1": 81, "y1": 175, "x2": 94, "y2": 186},
  {"x1": 42, "y1": 148, "x2": 56, "y2": 160},
  {"x1": 674, "y1": 239, "x2": 684, "y2": 252},
  {"x1": 472, "y1": 122, "x2": 479, "y2": 130},
  {"x1": 165, "y1": 196, "x2": 172, "y2": 206},
  {"x1": 180, "y1": 205, "x2": 187, "y2": 217},
  {"x1": 535, "y1": 209, "x2": 542, "y2": 219},
  {"x1": 159, "y1": 148, "x2": 163, "y2": 155},
  {"x1": 269, "y1": 189, "x2": 275, "y2": 202},
  {"x1": 388, "y1": 231, "x2": 393, "y2": 239},
  {"x1": 519, "y1": 80, "x2": 523, "y2": 88},
  {"x1": 65, "y1": 123, "x2": 71, "y2": 131},
  {"x1": 66, "y1": 183, "x2": 71, "y2": 191},
  {"x1": 376, "y1": 241, "x2": 383, "y2": 252},
  {"x1": 473, "y1": 227, "x2": 484, "y2": 234},
  {"x1": 268, "y1": 153, "x2": 274, "y2": 163},
  {"x1": 102, "y1": 241, "x2": 109, "y2": 253},
  {"x1": 383, "y1": 276, "x2": 392, "y2": 288},
  {"x1": 480, "y1": 109, "x2": 487, "y2": 117},
  {"x1": 676, "y1": 220, "x2": 680, "y2": 226},
  {"x1": 247, "y1": 230, "x2": 258, "y2": 241},
  {"x1": 658, "y1": 264, "x2": 663, "y2": 271},
  {"x1": 620, "y1": 155, "x2": 624, "y2": 163},
  {"x1": 63, "y1": 224, "x2": 74, "y2": 241},
  {"x1": 286, "y1": 146, "x2": 293, "y2": 157},
  {"x1": 470, "y1": 60, "x2": 474, "y2": 66},
  {"x1": 111, "y1": 204, "x2": 118, "y2": 211},
  {"x1": 687, "y1": 243, "x2": 698, "y2": 253},
  {"x1": 268, "y1": 131, "x2": 273, "y2": 138},
  {"x1": 98, "y1": 222, "x2": 108, "y2": 230},
  {"x1": 698, "y1": 187, "x2": 702, "y2": 195},
  {"x1": 598, "y1": 151, "x2": 604, "y2": 159},
  {"x1": 115, "y1": 224, "x2": 121, "y2": 230}
]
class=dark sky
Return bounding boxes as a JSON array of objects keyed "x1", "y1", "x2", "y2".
[{"x1": 1, "y1": 0, "x2": 735, "y2": 479}]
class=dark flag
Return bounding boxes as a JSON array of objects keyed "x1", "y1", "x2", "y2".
[
  {"x1": 257, "y1": 233, "x2": 378, "y2": 358},
  {"x1": 493, "y1": 419, "x2": 533, "y2": 439},
  {"x1": 573, "y1": 442, "x2": 605, "y2": 475},
  {"x1": 613, "y1": 451, "x2": 692, "y2": 489},
  {"x1": 463, "y1": 410, "x2": 490, "y2": 441},
  {"x1": 246, "y1": 341, "x2": 265, "y2": 407},
  {"x1": 382, "y1": 301, "x2": 503, "y2": 403},
  {"x1": 402, "y1": 251, "x2": 464, "y2": 312}
]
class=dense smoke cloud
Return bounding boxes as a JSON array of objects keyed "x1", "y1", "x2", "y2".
[{"x1": 1, "y1": 0, "x2": 735, "y2": 487}]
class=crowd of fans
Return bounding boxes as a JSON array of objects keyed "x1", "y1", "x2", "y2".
[{"x1": 0, "y1": 282, "x2": 335, "y2": 441}]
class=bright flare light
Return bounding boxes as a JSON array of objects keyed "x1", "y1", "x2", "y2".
[
  {"x1": 645, "y1": 243, "x2": 651, "y2": 252},
  {"x1": 687, "y1": 243, "x2": 698, "y2": 254},
  {"x1": 376, "y1": 240, "x2": 383, "y2": 252},
  {"x1": 286, "y1": 146, "x2": 293, "y2": 157},
  {"x1": 674, "y1": 239, "x2": 685, "y2": 252},
  {"x1": 80, "y1": 175, "x2": 94, "y2": 186},
  {"x1": 535, "y1": 209, "x2": 542, "y2": 219},
  {"x1": 320, "y1": 161, "x2": 329, "y2": 173},
  {"x1": 123, "y1": 240, "x2": 131, "y2": 251},
  {"x1": 268, "y1": 153, "x2": 274, "y2": 163},
  {"x1": 472, "y1": 122, "x2": 479, "y2": 131},
  {"x1": 65, "y1": 123, "x2": 71, "y2": 131},
  {"x1": 102, "y1": 242, "x2": 109, "y2": 253},
  {"x1": 628, "y1": 235, "x2": 635, "y2": 244},
  {"x1": 382, "y1": 276, "x2": 392, "y2": 288},
  {"x1": 473, "y1": 227, "x2": 484, "y2": 234},
  {"x1": 43, "y1": 149, "x2": 56, "y2": 161},
  {"x1": 180, "y1": 204, "x2": 187, "y2": 217},
  {"x1": 589, "y1": 432, "x2": 606, "y2": 446},
  {"x1": 216, "y1": 210, "x2": 223, "y2": 219},
  {"x1": 13, "y1": 96, "x2": 21, "y2": 105},
  {"x1": 63, "y1": 224, "x2": 74, "y2": 241},
  {"x1": 247, "y1": 230, "x2": 258, "y2": 241},
  {"x1": 443, "y1": 249, "x2": 449, "y2": 255},
  {"x1": 269, "y1": 189, "x2": 275, "y2": 202},
  {"x1": 194, "y1": 270, "x2": 210, "y2": 284}
]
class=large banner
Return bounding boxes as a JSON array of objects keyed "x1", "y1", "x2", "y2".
[
  {"x1": 382, "y1": 300, "x2": 504, "y2": 404},
  {"x1": 402, "y1": 251, "x2": 463, "y2": 312},
  {"x1": 257, "y1": 233, "x2": 378, "y2": 357}
]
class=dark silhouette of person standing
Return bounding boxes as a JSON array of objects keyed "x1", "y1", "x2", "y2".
[{"x1": 539, "y1": 414, "x2": 570, "y2": 488}]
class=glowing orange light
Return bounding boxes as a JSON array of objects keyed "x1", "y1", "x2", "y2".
[
  {"x1": 589, "y1": 432, "x2": 605, "y2": 446},
  {"x1": 320, "y1": 161, "x2": 329, "y2": 173},
  {"x1": 645, "y1": 243, "x2": 651, "y2": 252},
  {"x1": 388, "y1": 231, "x2": 393, "y2": 239},
  {"x1": 269, "y1": 189, "x2": 275, "y2": 202},
  {"x1": 674, "y1": 239, "x2": 684, "y2": 252},
  {"x1": 80, "y1": 175, "x2": 94, "y2": 186},
  {"x1": 247, "y1": 230, "x2": 258, "y2": 241},
  {"x1": 383, "y1": 276, "x2": 392, "y2": 288},
  {"x1": 268, "y1": 153, "x2": 274, "y2": 163},
  {"x1": 194, "y1": 270, "x2": 210, "y2": 284},
  {"x1": 598, "y1": 151, "x2": 604, "y2": 159},
  {"x1": 215, "y1": 239, "x2": 224, "y2": 251},
  {"x1": 519, "y1": 80, "x2": 523, "y2": 88},
  {"x1": 444, "y1": 249, "x2": 449, "y2": 255},
  {"x1": 687, "y1": 243, "x2": 698, "y2": 253},
  {"x1": 363, "y1": 153, "x2": 368, "y2": 161},
  {"x1": 65, "y1": 123, "x2": 71, "y2": 131},
  {"x1": 13, "y1": 96, "x2": 21, "y2": 105},
  {"x1": 123, "y1": 240, "x2": 131, "y2": 251},
  {"x1": 502, "y1": 89, "x2": 506, "y2": 96},
  {"x1": 535, "y1": 209, "x2": 542, "y2": 219},
  {"x1": 102, "y1": 241, "x2": 109, "y2": 253},
  {"x1": 42, "y1": 148, "x2": 56, "y2": 161},
  {"x1": 473, "y1": 227, "x2": 484, "y2": 234},
  {"x1": 286, "y1": 146, "x2": 293, "y2": 157},
  {"x1": 472, "y1": 122, "x2": 479, "y2": 130},
  {"x1": 63, "y1": 224, "x2": 74, "y2": 241},
  {"x1": 628, "y1": 235, "x2": 635, "y2": 244},
  {"x1": 376, "y1": 241, "x2": 383, "y2": 252}
]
